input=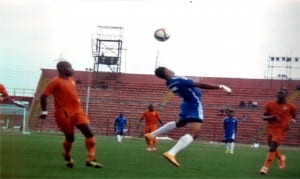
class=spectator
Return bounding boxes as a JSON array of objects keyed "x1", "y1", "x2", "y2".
[
  {"x1": 239, "y1": 101, "x2": 245, "y2": 108},
  {"x1": 252, "y1": 101, "x2": 258, "y2": 108},
  {"x1": 248, "y1": 101, "x2": 253, "y2": 108},
  {"x1": 240, "y1": 115, "x2": 248, "y2": 121},
  {"x1": 217, "y1": 108, "x2": 225, "y2": 116}
]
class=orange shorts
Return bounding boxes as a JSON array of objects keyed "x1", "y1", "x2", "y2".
[
  {"x1": 144, "y1": 125, "x2": 158, "y2": 134},
  {"x1": 55, "y1": 109, "x2": 89, "y2": 134},
  {"x1": 266, "y1": 129, "x2": 287, "y2": 145}
]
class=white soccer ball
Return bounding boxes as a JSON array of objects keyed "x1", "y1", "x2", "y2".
[{"x1": 154, "y1": 28, "x2": 170, "y2": 42}]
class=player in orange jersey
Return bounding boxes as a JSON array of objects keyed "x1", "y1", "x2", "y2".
[
  {"x1": 40, "y1": 61, "x2": 103, "y2": 169},
  {"x1": 260, "y1": 87, "x2": 297, "y2": 175},
  {"x1": 138, "y1": 104, "x2": 163, "y2": 151},
  {"x1": 0, "y1": 83, "x2": 9, "y2": 102}
]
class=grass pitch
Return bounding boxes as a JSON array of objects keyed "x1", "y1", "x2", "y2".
[{"x1": 1, "y1": 132, "x2": 299, "y2": 178}]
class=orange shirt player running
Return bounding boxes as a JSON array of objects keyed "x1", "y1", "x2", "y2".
[
  {"x1": 138, "y1": 104, "x2": 163, "y2": 151},
  {"x1": 259, "y1": 87, "x2": 297, "y2": 175},
  {"x1": 40, "y1": 61, "x2": 103, "y2": 169}
]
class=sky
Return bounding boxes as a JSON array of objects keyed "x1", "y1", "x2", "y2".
[{"x1": 1, "y1": 0, "x2": 300, "y2": 91}]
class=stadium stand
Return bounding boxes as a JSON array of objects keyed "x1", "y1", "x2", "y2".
[{"x1": 28, "y1": 69, "x2": 300, "y2": 146}]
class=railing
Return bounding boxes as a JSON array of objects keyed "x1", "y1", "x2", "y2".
[{"x1": 7, "y1": 88, "x2": 35, "y2": 97}]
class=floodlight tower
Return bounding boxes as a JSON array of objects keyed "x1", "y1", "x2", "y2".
[
  {"x1": 91, "y1": 26, "x2": 124, "y2": 86},
  {"x1": 266, "y1": 56, "x2": 300, "y2": 80}
]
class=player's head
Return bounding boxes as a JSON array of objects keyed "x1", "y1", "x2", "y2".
[
  {"x1": 155, "y1": 67, "x2": 174, "y2": 80},
  {"x1": 57, "y1": 61, "x2": 74, "y2": 77},
  {"x1": 148, "y1": 104, "x2": 154, "y2": 111},
  {"x1": 225, "y1": 108, "x2": 234, "y2": 116},
  {"x1": 276, "y1": 87, "x2": 288, "y2": 103}
]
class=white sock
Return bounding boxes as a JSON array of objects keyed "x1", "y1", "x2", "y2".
[
  {"x1": 168, "y1": 134, "x2": 194, "y2": 156},
  {"x1": 151, "y1": 121, "x2": 176, "y2": 137},
  {"x1": 226, "y1": 143, "x2": 230, "y2": 151},
  {"x1": 230, "y1": 142, "x2": 235, "y2": 152},
  {"x1": 117, "y1": 135, "x2": 121, "y2": 142}
]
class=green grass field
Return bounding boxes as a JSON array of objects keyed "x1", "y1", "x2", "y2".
[{"x1": 1, "y1": 132, "x2": 299, "y2": 179}]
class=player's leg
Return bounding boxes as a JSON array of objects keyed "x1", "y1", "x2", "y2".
[
  {"x1": 228, "y1": 134, "x2": 235, "y2": 154},
  {"x1": 146, "y1": 107, "x2": 188, "y2": 140},
  {"x1": 119, "y1": 130, "x2": 124, "y2": 143},
  {"x1": 77, "y1": 123, "x2": 103, "y2": 168},
  {"x1": 150, "y1": 125, "x2": 158, "y2": 151},
  {"x1": 116, "y1": 132, "x2": 121, "y2": 143},
  {"x1": 229, "y1": 140, "x2": 235, "y2": 154},
  {"x1": 274, "y1": 134, "x2": 286, "y2": 169},
  {"x1": 116, "y1": 128, "x2": 121, "y2": 143},
  {"x1": 55, "y1": 112, "x2": 74, "y2": 168},
  {"x1": 144, "y1": 126, "x2": 151, "y2": 151},
  {"x1": 164, "y1": 121, "x2": 201, "y2": 167},
  {"x1": 63, "y1": 133, "x2": 75, "y2": 168},
  {"x1": 260, "y1": 140, "x2": 279, "y2": 175},
  {"x1": 168, "y1": 121, "x2": 200, "y2": 155},
  {"x1": 147, "y1": 121, "x2": 177, "y2": 137},
  {"x1": 224, "y1": 140, "x2": 229, "y2": 154}
]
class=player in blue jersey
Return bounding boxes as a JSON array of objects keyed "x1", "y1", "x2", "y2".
[
  {"x1": 145, "y1": 66, "x2": 232, "y2": 167},
  {"x1": 223, "y1": 108, "x2": 238, "y2": 154},
  {"x1": 114, "y1": 113, "x2": 127, "y2": 143}
]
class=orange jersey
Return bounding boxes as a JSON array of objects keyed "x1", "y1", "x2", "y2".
[
  {"x1": 0, "y1": 84, "x2": 8, "y2": 97},
  {"x1": 141, "y1": 110, "x2": 161, "y2": 126},
  {"x1": 264, "y1": 100, "x2": 297, "y2": 132},
  {"x1": 43, "y1": 76, "x2": 81, "y2": 116}
]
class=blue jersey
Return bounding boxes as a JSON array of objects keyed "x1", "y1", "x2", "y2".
[
  {"x1": 114, "y1": 116, "x2": 127, "y2": 132},
  {"x1": 166, "y1": 76, "x2": 203, "y2": 121},
  {"x1": 223, "y1": 117, "x2": 238, "y2": 140}
]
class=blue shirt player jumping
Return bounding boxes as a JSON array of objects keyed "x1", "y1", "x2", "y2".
[
  {"x1": 223, "y1": 108, "x2": 238, "y2": 154},
  {"x1": 144, "y1": 66, "x2": 232, "y2": 167},
  {"x1": 114, "y1": 113, "x2": 127, "y2": 143}
]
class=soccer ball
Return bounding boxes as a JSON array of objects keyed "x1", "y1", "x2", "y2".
[{"x1": 154, "y1": 28, "x2": 170, "y2": 42}]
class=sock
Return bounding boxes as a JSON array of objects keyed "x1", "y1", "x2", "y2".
[
  {"x1": 168, "y1": 134, "x2": 194, "y2": 156},
  {"x1": 85, "y1": 136, "x2": 96, "y2": 161},
  {"x1": 230, "y1": 142, "x2": 235, "y2": 152},
  {"x1": 151, "y1": 121, "x2": 176, "y2": 137},
  {"x1": 226, "y1": 143, "x2": 230, "y2": 151},
  {"x1": 63, "y1": 140, "x2": 72, "y2": 157},
  {"x1": 152, "y1": 137, "x2": 156, "y2": 148},
  {"x1": 275, "y1": 149, "x2": 282, "y2": 160},
  {"x1": 117, "y1": 135, "x2": 121, "y2": 142},
  {"x1": 263, "y1": 151, "x2": 275, "y2": 168}
]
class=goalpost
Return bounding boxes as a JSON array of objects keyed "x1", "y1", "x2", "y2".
[{"x1": 0, "y1": 106, "x2": 30, "y2": 134}]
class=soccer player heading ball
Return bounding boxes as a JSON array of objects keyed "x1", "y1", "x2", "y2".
[{"x1": 145, "y1": 66, "x2": 232, "y2": 167}]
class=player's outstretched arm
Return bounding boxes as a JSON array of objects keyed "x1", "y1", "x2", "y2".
[{"x1": 193, "y1": 81, "x2": 232, "y2": 94}]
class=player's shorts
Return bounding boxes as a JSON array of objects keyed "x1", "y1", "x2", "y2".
[
  {"x1": 179, "y1": 102, "x2": 203, "y2": 121},
  {"x1": 266, "y1": 129, "x2": 287, "y2": 145},
  {"x1": 55, "y1": 109, "x2": 90, "y2": 134},
  {"x1": 116, "y1": 127, "x2": 124, "y2": 135},
  {"x1": 224, "y1": 133, "x2": 236, "y2": 142},
  {"x1": 144, "y1": 125, "x2": 158, "y2": 133}
]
